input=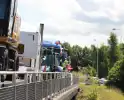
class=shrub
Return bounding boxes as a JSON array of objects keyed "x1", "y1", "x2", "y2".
[
  {"x1": 108, "y1": 65, "x2": 120, "y2": 82},
  {"x1": 82, "y1": 66, "x2": 96, "y2": 77},
  {"x1": 107, "y1": 59, "x2": 124, "y2": 91},
  {"x1": 87, "y1": 89, "x2": 99, "y2": 100}
]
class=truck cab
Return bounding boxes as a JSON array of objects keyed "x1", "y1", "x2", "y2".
[{"x1": 18, "y1": 24, "x2": 44, "y2": 73}]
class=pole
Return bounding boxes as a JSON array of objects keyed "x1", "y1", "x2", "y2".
[
  {"x1": 94, "y1": 39, "x2": 99, "y2": 78},
  {"x1": 97, "y1": 44, "x2": 98, "y2": 78},
  {"x1": 39, "y1": 23, "x2": 44, "y2": 71},
  {"x1": 112, "y1": 28, "x2": 122, "y2": 43}
]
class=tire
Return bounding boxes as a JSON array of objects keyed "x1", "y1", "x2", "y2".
[
  {"x1": 6, "y1": 50, "x2": 18, "y2": 81},
  {"x1": 0, "y1": 48, "x2": 8, "y2": 71},
  {"x1": 3, "y1": 49, "x2": 8, "y2": 71},
  {"x1": 12, "y1": 52, "x2": 19, "y2": 71},
  {"x1": 0, "y1": 49, "x2": 8, "y2": 82},
  {"x1": 3, "y1": 49, "x2": 8, "y2": 81},
  {"x1": 14, "y1": 56, "x2": 19, "y2": 71}
]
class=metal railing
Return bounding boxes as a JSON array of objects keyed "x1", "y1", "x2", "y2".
[{"x1": 0, "y1": 72, "x2": 79, "y2": 100}]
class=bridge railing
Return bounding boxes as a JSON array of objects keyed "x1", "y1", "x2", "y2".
[{"x1": 0, "y1": 72, "x2": 79, "y2": 100}]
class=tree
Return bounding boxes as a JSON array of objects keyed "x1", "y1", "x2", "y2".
[
  {"x1": 119, "y1": 43, "x2": 124, "y2": 59},
  {"x1": 71, "y1": 45, "x2": 83, "y2": 71},
  {"x1": 98, "y1": 45, "x2": 109, "y2": 78},
  {"x1": 82, "y1": 65, "x2": 96, "y2": 77},
  {"x1": 90, "y1": 45, "x2": 97, "y2": 68},
  {"x1": 80, "y1": 46, "x2": 92, "y2": 67},
  {"x1": 108, "y1": 32, "x2": 120, "y2": 69},
  {"x1": 62, "y1": 42, "x2": 72, "y2": 56},
  {"x1": 108, "y1": 59, "x2": 124, "y2": 90}
]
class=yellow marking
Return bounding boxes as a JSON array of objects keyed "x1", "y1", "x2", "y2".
[{"x1": 0, "y1": 37, "x2": 19, "y2": 48}]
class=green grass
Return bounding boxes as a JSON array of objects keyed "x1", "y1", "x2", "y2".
[
  {"x1": 76, "y1": 83, "x2": 124, "y2": 100},
  {"x1": 72, "y1": 71, "x2": 83, "y2": 76}
]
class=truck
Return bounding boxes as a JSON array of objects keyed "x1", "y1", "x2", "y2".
[
  {"x1": 19, "y1": 24, "x2": 44, "y2": 73},
  {"x1": 16, "y1": 24, "x2": 44, "y2": 80},
  {"x1": 0, "y1": 0, "x2": 24, "y2": 81},
  {"x1": 42, "y1": 40, "x2": 61, "y2": 67},
  {"x1": 41, "y1": 40, "x2": 70, "y2": 72}
]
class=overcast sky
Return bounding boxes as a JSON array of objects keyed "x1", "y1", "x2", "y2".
[{"x1": 18, "y1": 0, "x2": 124, "y2": 47}]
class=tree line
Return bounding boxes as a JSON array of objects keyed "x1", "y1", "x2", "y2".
[{"x1": 62, "y1": 32, "x2": 124, "y2": 90}]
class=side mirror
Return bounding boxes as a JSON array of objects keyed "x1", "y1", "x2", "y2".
[{"x1": 18, "y1": 44, "x2": 24, "y2": 54}]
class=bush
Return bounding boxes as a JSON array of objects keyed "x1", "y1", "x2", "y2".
[
  {"x1": 87, "y1": 89, "x2": 99, "y2": 100},
  {"x1": 107, "y1": 59, "x2": 124, "y2": 91},
  {"x1": 82, "y1": 66, "x2": 96, "y2": 77},
  {"x1": 108, "y1": 59, "x2": 124, "y2": 82},
  {"x1": 108, "y1": 65, "x2": 120, "y2": 82}
]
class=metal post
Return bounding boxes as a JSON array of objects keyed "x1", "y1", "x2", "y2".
[
  {"x1": 50, "y1": 73, "x2": 52, "y2": 96},
  {"x1": 55, "y1": 73, "x2": 57, "y2": 96},
  {"x1": 94, "y1": 39, "x2": 99, "y2": 78},
  {"x1": 54, "y1": 73, "x2": 56, "y2": 94},
  {"x1": 97, "y1": 45, "x2": 99, "y2": 78},
  {"x1": 25, "y1": 73, "x2": 28, "y2": 100},
  {"x1": 41, "y1": 73, "x2": 43, "y2": 99},
  {"x1": 34, "y1": 73, "x2": 36, "y2": 100},
  {"x1": 12, "y1": 73, "x2": 16, "y2": 100},
  {"x1": 46, "y1": 73, "x2": 48, "y2": 99},
  {"x1": 39, "y1": 23, "x2": 44, "y2": 72}
]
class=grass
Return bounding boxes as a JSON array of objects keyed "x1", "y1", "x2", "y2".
[
  {"x1": 76, "y1": 83, "x2": 124, "y2": 100},
  {"x1": 98, "y1": 86, "x2": 124, "y2": 100},
  {"x1": 72, "y1": 71, "x2": 83, "y2": 76},
  {"x1": 72, "y1": 71, "x2": 85, "y2": 82},
  {"x1": 76, "y1": 75, "x2": 124, "y2": 100}
]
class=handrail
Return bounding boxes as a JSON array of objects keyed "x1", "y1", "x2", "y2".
[
  {"x1": 0, "y1": 71, "x2": 70, "y2": 74},
  {"x1": 0, "y1": 71, "x2": 79, "y2": 100}
]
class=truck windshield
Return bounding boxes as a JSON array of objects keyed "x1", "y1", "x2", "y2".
[{"x1": 0, "y1": 0, "x2": 8, "y2": 19}]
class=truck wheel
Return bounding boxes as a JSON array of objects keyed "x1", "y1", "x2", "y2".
[
  {"x1": 15, "y1": 56, "x2": 19, "y2": 71},
  {"x1": 0, "y1": 49, "x2": 8, "y2": 82},
  {"x1": 6, "y1": 50, "x2": 17, "y2": 81},
  {"x1": 0, "y1": 49, "x2": 8, "y2": 71},
  {"x1": 12, "y1": 52, "x2": 19, "y2": 71},
  {"x1": 3, "y1": 49, "x2": 8, "y2": 71},
  {"x1": 3, "y1": 49, "x2": 8, "y2": 80}
]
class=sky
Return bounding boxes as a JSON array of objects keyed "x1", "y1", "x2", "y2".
[{"x1": 18, "y1": 0, "x2": 124, "y2": 47}]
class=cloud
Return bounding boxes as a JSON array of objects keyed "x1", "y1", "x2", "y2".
[
  {"x1": 18, "y1": 0, "x2": 124, "y2": 47},
  {"x1": 75, "y1": 0, "x2": 124, "y2": 36},
  {"x1": 76, "y1": 0, "x2": 124, "y2": 21}
]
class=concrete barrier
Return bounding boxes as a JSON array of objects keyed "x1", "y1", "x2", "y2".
[{"x1": 53, "y1": 84, "x2": 79, "y2": 100}]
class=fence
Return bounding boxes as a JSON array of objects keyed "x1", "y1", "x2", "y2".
[{"x1": 0, "y1": 72, "x2": 79, "y2": 100}]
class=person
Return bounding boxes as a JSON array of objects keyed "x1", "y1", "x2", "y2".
[{"x1": 61, "y1": 58, "x2": 68, "y2": 71}]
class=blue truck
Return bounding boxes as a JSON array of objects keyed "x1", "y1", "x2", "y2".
[{"x1": 41, "y1": 40, "x2": 68, "y2": 72}]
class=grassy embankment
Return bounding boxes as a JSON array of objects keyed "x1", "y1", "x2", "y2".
[{"x1": 76, "y1": 76, "x2": 124, "y2": 100}]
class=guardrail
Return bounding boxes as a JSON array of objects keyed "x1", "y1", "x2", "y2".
[{"x1": 0, "y1": 72, "x2": 79, "y2": 100}]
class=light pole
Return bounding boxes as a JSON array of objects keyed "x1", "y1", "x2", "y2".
[
  {"x1": 93, "y1": 39, "x2": 99, "y2": 78},
  {"x1": 112, "y1": 28, "x2": 120, "y2": 31},
  {"x1": 97, "y1": 45, "x2": 98, "y2": 78},
  {"x1": 112, "y1": 28, "x2": 122, "y2": 43}
]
